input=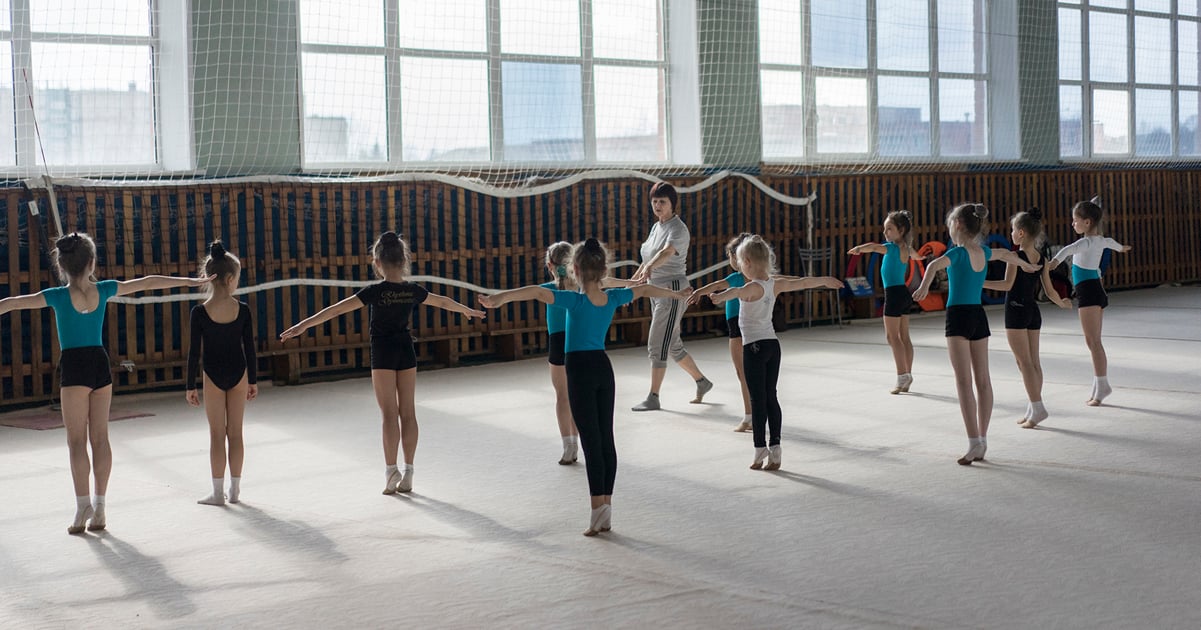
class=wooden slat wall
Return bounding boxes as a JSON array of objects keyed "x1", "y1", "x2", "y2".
[{"x1": 2, "y1": 169, "x2": 1199, "y2": 408}]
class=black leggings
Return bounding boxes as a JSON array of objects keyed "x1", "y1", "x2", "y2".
[
  {"x1": 565, "y1": 350, "x2": 617, "y2": 496},
  {"x1": 743, "y1": 339, "x2": 782, "y2": 448}
]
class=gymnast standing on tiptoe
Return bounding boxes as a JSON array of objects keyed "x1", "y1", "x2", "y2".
[
  {"x1": 187, "y1": 240, "x2": 258, "y2": 506},
  {"x1": 1046, "y1": 198, "x2": 1132, "y2": 407},
  {"x1": 479, "y1": 238, "x2": 692, "y2": 537},
  {"x1": 0, "y1": 232, "x2": 212, "y2": 534},
  {"x1": 280, "y1": 231, "x2": 484, "y2": 495}
]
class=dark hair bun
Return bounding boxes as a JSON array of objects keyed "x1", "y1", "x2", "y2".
[
  {"x1": 209, "y1": 239, "x2": 226, "y2": 258},
  {"x1": 1027, "y1": 207, "x2": 1042, "y2": 221},
  {"x1": 57, "y1": 233, "x2": 80, "y2": 253},
  {"x1": 380, "y1": 231, "x2": 401, "y2": 245},
  {"x1": 974, "y1": 204, "x2": 989, "y2": 219},
  {"x1": 1089, "y1": 196, "x2": 1102, "y2": 208},
  {"x1": 584, "y1": 237, "x2": 601, "y2": 250}
]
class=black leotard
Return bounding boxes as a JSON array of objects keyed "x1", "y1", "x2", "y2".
[{"x1": 187, "y1": 302, "x2": 257, "y2": 391}]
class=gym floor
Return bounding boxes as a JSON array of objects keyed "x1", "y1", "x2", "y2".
[{"x1": 1, "y1": 286, "x2": 1198, "y2": 628}]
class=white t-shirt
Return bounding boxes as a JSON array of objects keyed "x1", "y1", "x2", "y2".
[
  {"x1": 640, "y1": 215, "x2": 689, "y2": 281},
  {"x1": 738, "y1": 278, "x2": 777, "y2": 344}
]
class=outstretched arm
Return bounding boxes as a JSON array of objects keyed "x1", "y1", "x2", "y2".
[
  {"x1": 773, "y1": 276, "x2": 843, "y2": 295},
  {"x1": 631, "y1": 283, "x2": 692, "y2": 302},
  {"x1": 0, "y1": 293, "x2": 48, "y2": 317},
  {"x1": 687, "y1": 278, "x2": 730, "y2": 305},
  {"x1": 710, "y1": 283, "x2": 764, "y2": 304},
  {"x1": 1103, "y1": 237, "x2": 1133, "y2": 254},
  {"x1": 602, "y1": 277, "x2": 643, "y2": 289},
  {"x1": 847, "y1": 243, "x2": 887, "y2": 255},
  {"x1": 478, "y1": 285, "x2": 554, "y2": 309},
  {"x1": 912, "y1": 255, "x2": 950, "y2": 301},
  {"x1": 424, "y1": 293, "x2": 486, "y2": 320},
  {"x1": 991, "y1": 248, "x2": 1041, "y2": 273},
  {"x1": 279, "y1": 295, "x2": 364, "y2": 340},
  {"x1": 117, "y1": 275, "x2": 213, "y2": 296},
  {"x1": 983, "y1": 264, "x2": 1017, "y2": 293}
]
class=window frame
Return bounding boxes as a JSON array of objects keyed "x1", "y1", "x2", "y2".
[
  {"x1": 758, "y1": 0, "x2": 994, "y2": 164},
  {"x1": 0, "y1": 0, "x2": 173, "y2": 176},
  {"x1": 297, "y1": 0, "x2": 672, "y2": 170},
  {"x1": 1059, "y1": 0, "x2": 1200, "y2": 160}
]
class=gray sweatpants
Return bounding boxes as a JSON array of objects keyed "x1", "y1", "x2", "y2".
[{"x1": 647, "y1": 276, "x2": 689, "y2": 368}]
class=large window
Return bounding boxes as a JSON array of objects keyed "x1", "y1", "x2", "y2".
[
  {"x1": 1059, "y1": 0, "x2": 1201, "y2": 158},
  {"x1": 298, "y1": 0, "x2": 668, "y2": 167},
  {"x1": 0, "y1": 0, "x2": 158, "y2": 171},
  {"x1": 759, "y1": 0, "x2": 990, "y2": 161}
]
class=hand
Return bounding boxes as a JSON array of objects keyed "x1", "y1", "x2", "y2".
[
  {"x1": 1019, "y1": 261, "x2": 1042, "y2": 273},
  {"x1": 1122, "y1": 245, "x2": 1133, "y2": 253},
  {"x1": 1047, "y1": 259, "x2": 1060, "y2": 271},
  {"x1": 912, "y1": 286, "x2": 929, "y2": 301},
  {"x1": 189, "y1": 275, "x2": 216, "y2": 287},
  {"x1": 478, "y1": 295, "x2": 499, "y2": 309},
  {"x1": 462, "y1": 307, "x2": 487, "y2": 321},
  {"x1": 279, "y1": 322, "x2": 308, "y2": 340},
  {"x1": 630, "y1": 267, "x2": 649, "y2": 283},
  {"x1": 821, "y1": 277, "x2": 844, "y2": 290},
  {"x1": 847, "y1": 245, "x2": 860, "y2": 255},
  {"x1": 709, "y1": 289, "x2": 732, "y2": 305},
  {"x1": 675, "y1": 287, "x2": 695, "y2": 301},
  {"x1": 186, "y1": 389, "x2": 200, "y2": 406},
  {"x1": 686, "y1": 290, "x2": 707, "y2": 306},
  {"x1": 1055, "y1": 298, "x2": 1071, "y2": 309},
  {"x1": 246, "y1": 384, "x2": 258, "y2": 401}
]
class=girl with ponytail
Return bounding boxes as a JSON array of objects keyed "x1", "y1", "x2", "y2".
[
  {"x1": 848, "y1": 210, "x2": 925, "y2": 394},
  {"x1": 187, "y1": 240, "x2": 258, "y2": 506},
  {"x1": 543, "y1": 242, "x2": 580, "y2": 465},
  {"x1": 983, "y1": 209, "x2": 1070, "y2": 428},
  {"x1": 913, "y1": 204, "x2": 1041, "y2": 466},
  {"x1": 280, "y1": 232, "x2": 485, "y2": 495},
  {"x1": 479, "y1": 238, "x2": 692, "y2": 536},
  {"x1": 1046, "y1": 198, "x2": 1132, "y2": 406},
  {"x1": 1, "y1": 232, "x2": 212, "y2": 534}
]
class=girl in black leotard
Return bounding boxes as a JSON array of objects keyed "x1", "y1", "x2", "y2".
[
  {"x1": 280, "y1": 232, "x2": 484, "y2": 495},
  {"x1": 983, "y1": 209, "x2": 1070, "y2": 428},
  {"x1": 187, "y1": 240, "x2": 258, "y2": 506}
]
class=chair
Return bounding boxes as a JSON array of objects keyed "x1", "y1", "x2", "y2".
[{"x1": 796, "y1": 247, "x2": 843, "y2": 328}]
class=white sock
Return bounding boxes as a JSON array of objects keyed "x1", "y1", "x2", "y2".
[
  {"x1": 743, "y1": 414, "x2": 753, "y2": 422},
  {"x1": 92, "y1": 495, "x2": 105, "y2": 508},
  {"x1": 1028, "y1": 401, "x2": 1048, "y2": 424},
  {"x1": 229, "y1": 477, "x2": 241, "y2": 503},
  {"x1": 386, "y1": 464, "x2": 398, "y2": 479},
  {"x1": 77, "y1": 495, "x2": 91, "y2": 511},
  {"x1": 1093, "y1": 376, "x2": 1112, "y2": 402},
  {"x1": 198, "y1": 479, "x2": 225, "y2": 505},
  {"x1": 562, "y1": 436, "x2": 573, "y2": 448},
  {"x1": 70, "y1": 496, "x2": 93, "y2": 533},
  {"x1": 403, "y1": 464, "x2": 414, "y2": 473}
]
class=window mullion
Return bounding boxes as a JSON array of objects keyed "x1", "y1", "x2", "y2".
[
  {"x1": 580, "y1": 0, "x2": 597, "y2": 162},
  {"x1": 385, "y1": 0, "x2": 402, "y2": 165},
  {"x1": 867, "y1": 0, "x2": 878, "y2": 158},
  {"x1": 802, "y1": 0, "x2": 814, "y2": 157},
  {"x1": 488, "y1": 0, "x2": 504, "y2": 161},
  {"x1": 12, "y1": 0, "x2": 35, "y2": 168},
  {"x1": 930, "y1": 0, "x2": 941, "y2": 156}
]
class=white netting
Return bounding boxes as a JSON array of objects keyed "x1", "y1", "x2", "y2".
[{"x1": 2, "y1": 1, "x2": 1197, "y2": 184}]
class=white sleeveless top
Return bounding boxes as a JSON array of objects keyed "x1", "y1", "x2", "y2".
[{"x1": 738, "y1": 278, "x2": 777, "y2": 344}]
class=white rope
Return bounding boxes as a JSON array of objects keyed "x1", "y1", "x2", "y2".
[
  {"x1": 25, "y1": 170, "x2": 817, "y2": 207},
  {"x1": 106, "y1": 261, "x2": 732, "y2": 304}
]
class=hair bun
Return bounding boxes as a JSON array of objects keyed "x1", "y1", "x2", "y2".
[
  {"x1": 1089, "y1": 195, "x2": 1102, "y2": 208},
  {"x1": 57, "y1": 233, "x2": 81, "y2": 253},
  {"x1": 380, "y1": 231, "x2": 401, "y2": 246},
  {"x1": 898, "y1": 210, "x2": 911, "y2": 218},
  {"x1": 209, "y1": 239, "x2": 226, "y2": 258},
  {"x1": 974, "y1": 204, "x2": 989, "y2": 219},
  {"x1": 584, "y1": 237, "x2": 601, "y2": 250},
  {"x1": 1027, "y1": 207, "x2": 1042, "y2": 221}
]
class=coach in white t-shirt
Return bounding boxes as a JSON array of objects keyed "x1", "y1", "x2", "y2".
[{"x1": 629, "y1": 182, "x2": 713, "y2": 411}]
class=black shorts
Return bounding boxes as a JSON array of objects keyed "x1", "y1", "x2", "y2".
[
  {"x1": 547, "y1": 331, "x2": 566, "y2": 366},
  {"x1": 727, "y1": 316, "x2": 742, "y2": 339},
  {"x1": 60, "y1": 346, "x2": 113, "y2": 390},
  {"x1": 1004, "y1": 302, "x2": 1042, "y2": 330},
  {"x1": 945, "y1": 305, "x2": 991, "y2": 341},
  {"x1": 370, "y1": 334, "x2": 417, "y2": 371},
  {"x1": 1075, "y1": 278, "x2": 1108, "y2": 309},
  {"x1": 883, "y1": 286, "x2": 913, "y2": 318}
]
